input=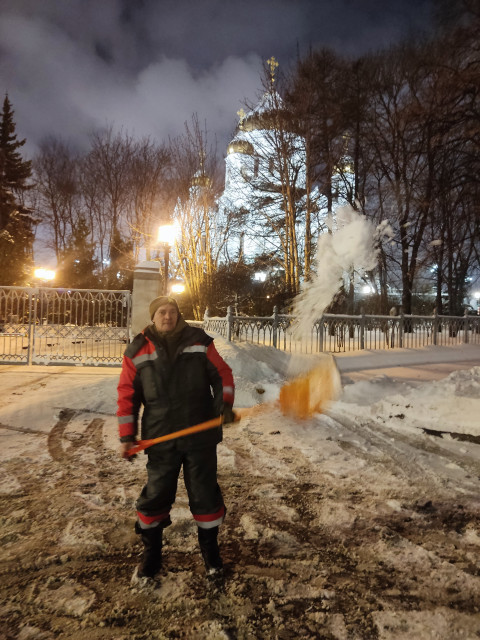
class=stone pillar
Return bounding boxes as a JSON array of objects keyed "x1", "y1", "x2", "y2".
[{"x1": 131, "y1": 261, "x2": 161, "y2": 338}]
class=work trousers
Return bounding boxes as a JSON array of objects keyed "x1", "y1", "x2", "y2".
[{"x1": 136, "y1": 445, "x2": 225, "y2": 530}]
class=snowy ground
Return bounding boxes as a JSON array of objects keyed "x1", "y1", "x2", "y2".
[{"x1": 1, "y1": 339, "x2": 480, "y2": 639}]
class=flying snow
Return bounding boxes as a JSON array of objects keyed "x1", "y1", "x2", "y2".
[{"x1": 292, "y1": 204, "x2": 379, "y2": 342}]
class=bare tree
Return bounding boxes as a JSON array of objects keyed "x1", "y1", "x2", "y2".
[
  {"x1": 81, "y1": 127, "x2": 135, "y2": 271},
  {"x1": 222, "y1": 62, "x2": 324, "y2": 300},
  {"x1": 33, "y1": 130, "x2": 172, "y2": 287},
  {"x1": 168, "y1": 116, "x2": 227, "y2": 319},
  {"x1": 33, "y1": 138, "x2": 81, "y2": 261},
  {"x1": 421, "y1": 22, "x2": 480, "y2": 313},
  {"x1": 359, "y1": 44, "x2": 441, "y2": 315},
  {"x1": 289, "y1": 50, "x2": 376, "y2": 310},
  {"x1": 126, "y1": 138, "x2": 171, "y2": 261}
]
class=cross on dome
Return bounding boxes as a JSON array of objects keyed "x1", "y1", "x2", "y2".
[{"x1": 266, "y1": 56, "x2": 279, "y2": 85}]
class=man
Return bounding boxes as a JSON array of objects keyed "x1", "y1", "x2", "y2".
[{"x1": 117, "y1": 295, "x2": 235, "y2": 581}]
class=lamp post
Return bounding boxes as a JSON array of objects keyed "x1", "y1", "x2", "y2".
[
  {"x1": 157, "y1": 224, "x2": 177, "y2": 295},
  {"x1": 162, "y1": 243, "x2": 170, "y2": 295},
  {"x1": 32, "y1": 268, "x2": 56, "y2": 329}
]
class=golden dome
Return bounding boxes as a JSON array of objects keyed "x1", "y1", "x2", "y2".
[{"x1": 227, "y1": 139, "x2": 255, "y2": 155}]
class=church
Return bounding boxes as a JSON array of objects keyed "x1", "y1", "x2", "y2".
[
  {"x1": 217, "y1": 57, "x2": 353, "y2": 283},
  {"x1": 175, "y1": 57, "x2": 354, "y2": 295}
]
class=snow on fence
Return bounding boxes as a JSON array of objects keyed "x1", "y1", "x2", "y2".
[{"x1": 201, "y1": 306, "x2": 480, "y2": 353}]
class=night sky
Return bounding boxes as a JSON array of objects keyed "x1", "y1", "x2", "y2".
[{"x1": 0, "y1": 0, "x2": 434, "y2": 158}]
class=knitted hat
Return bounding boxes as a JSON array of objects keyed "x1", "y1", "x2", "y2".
[{"x1": 149, "y1": 296, "x2": 180, "y2": 320}]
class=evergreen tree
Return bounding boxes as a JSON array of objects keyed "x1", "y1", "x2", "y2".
[
  {"x1": 103, "y1": 227, "x2": 135, "y2": 290},
  {"x1": 56, "y1": 217, "x2": 100, "y2": 288},
  {"x1": 0, "y1": 96, "x2": 32, "y2": 190},
  {"x1": 0, "y1": 95, "x2": 35, "y2": 285}
]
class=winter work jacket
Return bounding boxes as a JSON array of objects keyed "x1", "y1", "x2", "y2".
[{"x1": 117, "y1": 324, "x2": 234, "y2": 451}]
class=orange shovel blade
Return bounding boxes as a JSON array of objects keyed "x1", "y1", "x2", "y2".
[{"x1": 279, "y1": 355, "x2": 341, "y2": 419}]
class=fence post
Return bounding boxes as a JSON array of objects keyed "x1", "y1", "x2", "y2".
[
  {"x1": 399, "y1": 308, "x2": 404, "y2": 348},
  {"x1": 227, "y1": 305, "x2": 233, "y2": 342},
  {"x1": 464, "y1": 307, "x2": 469, "y2": 344},
  {"x1": 319, "y1": 315, "x2": 324, "y2": 352},
  {"x1": 360, "y1": 307, "x2": 365, "y2": 350},
  {"x1": 433, "y1": 309, "x2": 438, "y2": 346},
  {"x1": 131, "y1": 260, "x2": 162, "y2": 337},
  {"x1": 272, "y1": 305, "x2": 278, "y2": 349},
  {"x1": 27, "y1": 289, "x2": 35, "y2": 366}
]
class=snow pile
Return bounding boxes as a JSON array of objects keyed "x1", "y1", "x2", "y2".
[
  {"x1": 337, "y1": 365, "x2": 480, "y2": 435},
  {"x1": 218, "y1": 339, "x2": 480, "y2": 440}
]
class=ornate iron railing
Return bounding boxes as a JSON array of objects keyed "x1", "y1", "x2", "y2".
[
  {"x1": 2, "y1": 289, "x2": 478, "y2": 364},
  {"x1": 202, "y1": 307, "x2": 480, "y2": 353},
  {"x1": 0, "y1": 287, "x2": 131, "y2": 365}
]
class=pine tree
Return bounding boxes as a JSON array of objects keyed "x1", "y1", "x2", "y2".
[
  {"x1": 103, "y1": 227, "x2": 134, "y2": 290},
  {"x1": 56, "y1": 217, "x2": 100, "y2": 288},
  {"x1": 0, "y1": 95, "x2": 35, "y2": 285},
  {"x1": 0, "y1": 96, "x2": 32, "y2": 190}
]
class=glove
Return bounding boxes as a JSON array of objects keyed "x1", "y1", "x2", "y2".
[
  {"x1": 119, "y1": 440, "x2": 137, "y2": 461},
  {"x1": 222, "y1": 403, "x2": 235, "y2": 425}
]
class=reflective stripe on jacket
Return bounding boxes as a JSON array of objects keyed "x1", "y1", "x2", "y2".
[{"x1": 117, "y1": 325, "x2": 234, "y2": 450}]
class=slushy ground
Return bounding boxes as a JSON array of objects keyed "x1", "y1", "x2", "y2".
[{"x1": 1, "y1": 342, "x2": 480, "y2": 639}]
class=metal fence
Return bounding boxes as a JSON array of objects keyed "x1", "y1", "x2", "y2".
[
  {"x1": 2, "y1": 288, "x2": 478, "y2": 365},
  {"x1": 0, "y1": 286, "x2": 131, "y2": 365},
  {"x1": 202, "y1": 306, "x2": 480, "y2": 353}
]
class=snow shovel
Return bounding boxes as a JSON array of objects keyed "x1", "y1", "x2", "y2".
[
  {"x1": 125, "y1": 354, "x2": 340, "y2": 456},
  {"x1": 279, "y1": 354, "x2": 341, "y2": 419}
]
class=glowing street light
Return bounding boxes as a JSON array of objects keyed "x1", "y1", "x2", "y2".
[
  {"x1": 157, "y1": 224, "x2": 177, "y2": 246},
  {"x1": 34, "y1": 268, "x2": 56, "y2": 281},
  {"x1": 170, "y1": 282, "x2": 185, "y2": 294}
]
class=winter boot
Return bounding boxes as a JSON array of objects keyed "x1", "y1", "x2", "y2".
[
  {"x1": 135, "y1": 522, "x2": 163, "y2": 579},
  {"x1": 198, "y1": 526, "x2": 223, "y2": 576}
]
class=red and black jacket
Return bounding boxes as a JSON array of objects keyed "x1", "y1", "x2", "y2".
[{"x1": 117, "y1": 324, "x2": 234, "y2": 451}]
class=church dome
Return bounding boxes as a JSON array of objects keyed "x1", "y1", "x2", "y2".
[
  {"x1": 227, "y1": 139, "x2": 255, "y2": 155},
  {"x1": 236, "y1": 91, "x2": 296, "y2": 134},
  {"x1": 191, "y1": 170, "x2": 212, "y2": 188}
]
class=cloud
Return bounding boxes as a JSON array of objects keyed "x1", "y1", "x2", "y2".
[
  {"x1": 0, "y1": 0, "x2": 433, "y2": 157},
  {"x1": 0, "y1": 11, "x2": 121, "y2": 151},
  {"x1": 0, "y1": 5, "x2": 263, "y2": 155},
  {"x1": 132, "y1": 54, "x2": 262, "y2": 139}
]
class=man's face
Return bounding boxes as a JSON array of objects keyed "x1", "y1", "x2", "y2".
[{"x1": 153, "y1": 303, "x2": 178, "y2": 332}]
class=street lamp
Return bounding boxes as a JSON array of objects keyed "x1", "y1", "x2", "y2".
[
  {"x1": 34, "y1": 268, "x2": 56, "y2": 282},
  {"x1": 157, "y1": 224, "x2": 177, "y2": 295},
  {"x1": 170, "y1": 282, "x2": 186, "y2": 294}
]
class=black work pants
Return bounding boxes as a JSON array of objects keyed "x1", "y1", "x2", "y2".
[{"x1": 136, "y1": 445, "x2": 224, "y2": 528}]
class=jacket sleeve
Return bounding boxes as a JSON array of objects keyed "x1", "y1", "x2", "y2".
[
  {"x1": 206, "y1": 341, "x2": 235, "y2": 414},
  {"x1": 117, "y1": 355, "x2": 141, "y2": 442}
]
